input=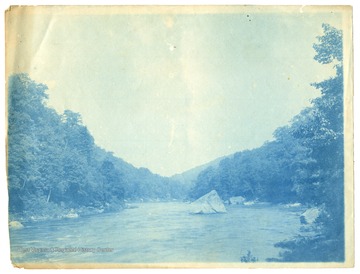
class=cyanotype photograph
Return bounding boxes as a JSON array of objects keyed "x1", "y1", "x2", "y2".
[{"x1": 5, "y1": 5, "x2": 353, "y2": 268}]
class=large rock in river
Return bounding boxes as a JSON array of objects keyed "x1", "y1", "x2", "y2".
[
  {"x1": 190, "y1": 190, "x2": 227, "y2": 214},
  {"x1": 300, "y1": 207, "x2": 322, "y2": 225},
  {"x1": 9, "y1": 221, "x2": 24, "y2": 230}
]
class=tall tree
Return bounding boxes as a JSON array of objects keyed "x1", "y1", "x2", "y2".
[
  {"x1": 7, "y1": 73, "x2": 185, "y2": 220},
  {"x1": 275, "y1": 24, "x2": 345, "y2": 262}
]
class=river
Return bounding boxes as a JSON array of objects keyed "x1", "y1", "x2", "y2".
[{"x1": 10, "y1": 202, "x2": 304, "y2": 264}]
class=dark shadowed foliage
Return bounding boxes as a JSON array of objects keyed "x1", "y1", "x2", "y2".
[{"x1": 7, "y1": 74, "x2": 187, "y2": 221}]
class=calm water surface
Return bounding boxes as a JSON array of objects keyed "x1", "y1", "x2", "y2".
[{"x1": 10, "y1": 202, "x2": 304, "y2": 263}]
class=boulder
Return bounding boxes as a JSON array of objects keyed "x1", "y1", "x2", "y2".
[
  {"x1": 65, "y1": 213, "x2": 79, "y2": 219},
  {"x1": 65, "y1": 209, "x2": 79, "y2": 219},
  {"x1": 190, "y1": 190, "x2": 227, "y2": 214},
  {"x1": 9, "y1": 221, "x2": 24, "y2": 230},
  {"x1": 300, "y1": 207, "x2": 321, "y2": 225},
  {"x1": 125, "y1": 203, "x2": 139, "y2": 209},
  {"x1": 284, "y1": 202, "x2": 302, "y2": 208},
  {"x1": 229, "y1": 196, "x2": 246, "y2": 205}
]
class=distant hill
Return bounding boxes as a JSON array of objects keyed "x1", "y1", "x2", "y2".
[
  {"x1": 170, "y1": 155, "x2": 231, "y2": 188},
  {"x1": 94, "y1": 147, "x2": 186, "y2": 200}
]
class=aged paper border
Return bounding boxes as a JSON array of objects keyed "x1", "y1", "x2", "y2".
[{"x1": 4, "y1": 5, "x2": 354, "y2": 269}]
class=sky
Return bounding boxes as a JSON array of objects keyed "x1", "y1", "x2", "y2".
[{"x1": 6, "y1": 6, "x2": 345, "y2": 176}]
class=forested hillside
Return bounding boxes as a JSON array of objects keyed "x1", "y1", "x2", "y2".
[
  {"x1": 190, "y1": 24, "x2": 345, "y2": 262},
  {"x1": 171, "y1": 155, "x2": 228, "y2": 195},
  {"x1": 7, "y1": 75, "x2": 184, "y2": 221}
]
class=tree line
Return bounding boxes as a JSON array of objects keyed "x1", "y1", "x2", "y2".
[{"x1": 7, "y1": 75, "x2": 185, "y2": 220}]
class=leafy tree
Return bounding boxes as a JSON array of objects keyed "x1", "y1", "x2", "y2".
[
  {"x1": 7, "y1": 74, "x2": 54, "y2": 213},
  {"x1": 7, "y1": 74, "x2": 184, "y2": 220},
  {"x1": 275, "y1": 24, "x2": 344, "y2": 262},
  {"x1": 100, "y1": 160, "x2": 124, "y2": 201}
]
